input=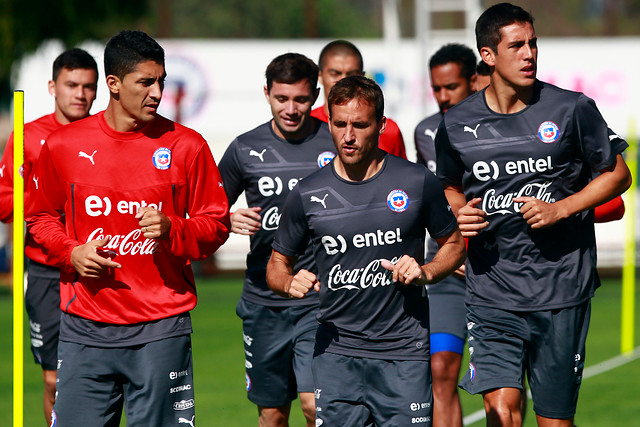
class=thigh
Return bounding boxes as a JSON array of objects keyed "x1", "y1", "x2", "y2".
[
  {"x1": 459, "y1": 304, "x2": 527, "y2": 395},
  {"x1": 366, "y1": 358, "x2": 433, "y2": 426},
  {"x1": 313, "y1": 352, "x2": 370, "y2": 427},
  {"x1": 528, "y1": 301, "x2": 591, "y2": 419},
  {"x1": 291, "y1": 304, "x2": 318, "y2": 393},
  {"x1": 25, "y1": 274, "x2": 61, "y2": 370},
  {"x1": 53, "y1": 342, "x2": 124, "y2": 427},
  {"x1": 236, "y1": 298, "x2": 297, "y2": 406},
  {"x1": 122, "y1": 335, "x2": 195, "y2": 427}
]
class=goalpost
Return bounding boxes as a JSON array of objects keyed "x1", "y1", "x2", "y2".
[
  {"x1": 621, "y1": 118, "x2": 637, "y2": 355},
  {"x1": 13, "y1": 90, "x2": 24, "y2": 427}
]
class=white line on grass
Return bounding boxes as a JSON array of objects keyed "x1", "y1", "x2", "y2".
[{"x1": 462, "y1": 347, "x2": 640, "y2": 426}]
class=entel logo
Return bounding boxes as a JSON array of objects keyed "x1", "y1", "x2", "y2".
[
  {"x1": 169, "y1": 370, "x2": 189, "y2": 380},
  {"x1": 321, "y1": 228, "x2": 403, "y2": 255},
  {"x1": 472, "y1": 155, "x2": 553, "y2": 181},
  {"x1": 85, "y1": 195, "x2": 163, "y2": 217},
  {"x1": 258, "y1": 176, "x2": 300, "y2": 197}
]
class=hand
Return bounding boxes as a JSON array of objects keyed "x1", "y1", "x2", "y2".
[
  {"x1": 136, "y1": 207, "x2": 171, "y2": 239},
  {"x1": 286, "y1": 269, "x2": 320, "y2": 299},
  {"x1": 230, "y1": 207, "x2": 262, "y2": 235},
  {"x1": 381, "y1": 255, "x2": 429, "y2": 286},
  {"x1": 513, "y1": 196, "x2": 564, "y2": 229},
  {"x1": 457, "y1": 198, "x2": 488, "y2": 237},
  {"x1": 70, "y1": 238, "x2": 121, "y2": 278}
]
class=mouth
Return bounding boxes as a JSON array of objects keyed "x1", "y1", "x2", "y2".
[
  {"x1": 282, "y1": 116, "x2": 301, "y2": 127},
  {"x1": 341, "y1": 144, "x2": 358, "y2": 155},
  {"x1": 521, "y1": 64, "x2": 536, "y2": 77}
]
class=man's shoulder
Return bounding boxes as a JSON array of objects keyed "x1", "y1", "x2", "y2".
[
  {"x1": 233, "y1": 121, "x2": 273, "y2": 146},
  {"x1": 415, "y1": 113, "x2": 442, "y2": 133}
]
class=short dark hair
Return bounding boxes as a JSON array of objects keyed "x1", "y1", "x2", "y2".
[
  {"x1": 104, "y1": 30, "x2": 164, "y2": 80},
  {"x1": 328, "y1": 75, "x2": 383, "y2": 122},
  {"x1": 52, "y1": 48, "x2": 98, "y2": 81},
  {"x1": 429, "y1": 44, "x2": 477, "y2": 82},
  {"x1": 475, "y1": 2, "x2": 534, "y2": 53},
  {"x1": 265, "y1": 53, "x2": 318, "y2": 93},
  {"x1": 318, "y1": 40, "x2": 364, "y2": 71},
  {"x1": 476, "y1": 60, "x2": 491, "y2": 76}
]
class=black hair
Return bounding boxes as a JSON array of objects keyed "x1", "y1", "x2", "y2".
[
  {"x1": 52, "y1": 48, "x2": 98, "y2": 81},
  {"x1": 104, "y1": 30, "x2": 164, "y2": 80}
]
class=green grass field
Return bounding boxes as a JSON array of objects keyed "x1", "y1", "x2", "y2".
[{"x1": 1, "y1": 274, "x2": 638, "y2": 426}]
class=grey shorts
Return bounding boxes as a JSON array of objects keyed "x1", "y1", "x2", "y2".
[
  {"x1": 236, "y1": 298, "x2": 317, "y2": 407},
  {"x1": 459, "y1": 301, "x2": 591, "y2": 419},
  {"x1": 313, "y1": 352, "x2": 433, "y2": 426},
  {"x1": 427, "y1": 275, "x2": 466, "y2": 339},
  {"x1": 52, "y1": 335, "x2": 194, "y2": 427},
  {"x1": 25, "y1": 263, "x2": 60, "y2": 371}
]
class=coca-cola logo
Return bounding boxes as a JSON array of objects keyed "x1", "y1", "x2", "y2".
[
  {"x1": 327, "y1": 257, "x2": 399, "y2": 291},
  {"x1": 482, "y1": 181, "x2": 556, "y2": 216},
  {"x1": 261, "y1": 206, "x2": 281, "y2": 231},
  {"x1": 87, "y1": 228, "x2": 159, "y2": 255}
]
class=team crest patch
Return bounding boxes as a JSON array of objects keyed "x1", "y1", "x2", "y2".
[
  {"x1": 469, "y1": 363, "x2": 476, "y2": 382},
  {"x1": 153, "y1": 147, "x2": 172, "y2": 170},
  {"x1": 537, "y1": 121, "x2": 560, "y2": 143},
  {"x1": 317, "y1": 151, "x2": 335, "y2": 168},
  {"x1": 246, "y1": 372, "x2": 252, "y2": 391},
  {"x1": 387, "y1": 189, "x2": 409, "y2": 212},
  {"x1": 19, "y1": 164, "x2": 24, "y2": 178}
]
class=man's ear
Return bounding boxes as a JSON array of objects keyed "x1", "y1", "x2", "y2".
[
  {"x1": 480, "y1": 47, "x2": 496, "y2": 67},
  {"x1": 106, "y1": 75, "x2": 121, "y2": 94},
  {"x1": 48, "y1": 80, "x2": 56, "y2": 97}
]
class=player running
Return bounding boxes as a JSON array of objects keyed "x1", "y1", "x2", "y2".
[
  {"x1": 267, "y1": 75, "x2": 465, "y2": 426},
  {"x1": 218, "y1": 53, "x2": 335, "y2": 427},
  {"x1": 436, "y1": 3, "x2": 631, "y2": 426},
  {"x1": 26, "y1": 30, "x2": 230, "y2": 426}
]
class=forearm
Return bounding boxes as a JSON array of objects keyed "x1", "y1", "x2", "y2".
[
  {"x1": 266, "y1": 250, "x2": 295, "y2": 297},
  {"x1": 423, "y1": 230, "x2": 466, "y2": 284},
  {"x1": 554, "y1": 154, "x2": 631, "y2": 220}
]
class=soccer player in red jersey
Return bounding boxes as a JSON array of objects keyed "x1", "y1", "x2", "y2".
[
  {"x1": 0, "y1": 48, "x2": 98, "y2": 425},
  {"x1": 312, "y1": 40, "x2": 408, "y2": 159},
  {"x1": 26, "y1": 30, "x2": 230, "y2": 426}
]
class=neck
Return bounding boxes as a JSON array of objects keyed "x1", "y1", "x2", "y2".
[
  {"x1": 485, "y1": 78, "x2": 534, "y2": 114},
  {"x1": 53, "y1": 109, "x2": 72, "y2": 126},
  {"x1": 334, "y1": 149, "x2": 386, "y2": 182},
  {"x1": 104, "y1": 100, "x2": 147, "y2": 132}
]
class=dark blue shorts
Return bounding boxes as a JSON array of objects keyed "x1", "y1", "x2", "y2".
[
  {"x1": 313, "y1": 352, "x2": 433, "y2": 426},
  {"x1": 25, "y1": 264, "x2": 60, "y2": 371},
  {"x1": 459, "y1": 301, "x2": 591, "y2": 419},
  {"x1": 52, "y1": 335, "x2": 194, "y2": 427},
  {"x1": 236, "y1": 298, "x2": 317, "y2": 407}
]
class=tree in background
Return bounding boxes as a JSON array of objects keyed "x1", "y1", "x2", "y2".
[{"x1": 0, "y1": 0, "x2": 149, "y2": 110}]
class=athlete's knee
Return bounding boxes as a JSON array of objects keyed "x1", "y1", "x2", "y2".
[
  {"x1": 484, "y1": 389, "x2": 523, "y2": 427},
  {"x1": 258, "y1": 405, "x2": 291, "y2": 427},
  {"x1": 299, "y1": 392, "x2": 316, "y2": 425}
]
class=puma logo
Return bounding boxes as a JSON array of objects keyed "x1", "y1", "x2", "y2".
[
  {"x1": 249, "y1": 149, "x2": 266, "y2": 162},
  {"x1": 424, "y1": 128, "x2": 436, "y2": 141},
  {"x1": 310, "y1": 194, "x2": 328, "y2": 209},
  {"x1": 78, "y1": 150, "x2": 97, "y2": 165},
  {"x1": 0, "y1": 164, "x2": 5, "y2": 178},
  {"x1": 32, "y1": 176, "x2": 39, "y2": 190},
  {"x1": 463, "y1": 124, "x2": 480, "y2": 139},
  {"x1": 178, "y1": 415, "x2": 195, "y2": 427}
]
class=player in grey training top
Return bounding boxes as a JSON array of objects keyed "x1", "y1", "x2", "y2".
[
  {"x1": 267, "y1": 76, "x2": 465, "y2": 426},
  {"x1": 218, "y1": 53, "x2": 335, "y2": 427},
  {"x1": 414, "y1": 43, "x2": 477, "y2": 427},
  {"x1": 436, "y1": 4, "x2": 631, "y2": 426}
]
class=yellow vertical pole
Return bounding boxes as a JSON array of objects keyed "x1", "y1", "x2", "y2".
[
  {"x1": 12, "y1": 90, "x2": 25, "y2": 426},
  {"x1": 621, "y1": 119, "x2": 637, "y2": 355}
]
